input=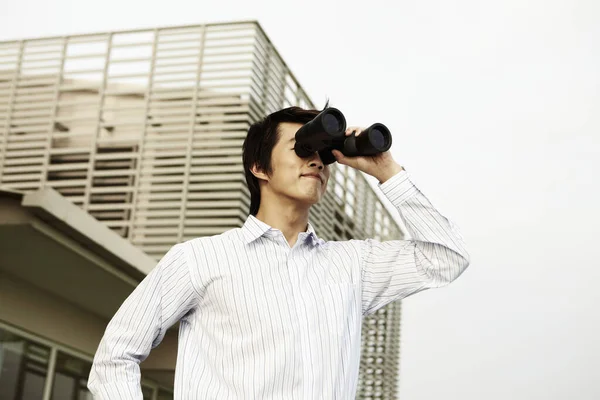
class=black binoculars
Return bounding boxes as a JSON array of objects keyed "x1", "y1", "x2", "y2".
[{"x1": 293, "y1": 107, "x2": 392, "y2": 165}]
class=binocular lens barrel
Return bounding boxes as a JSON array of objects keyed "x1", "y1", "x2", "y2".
[
  {"x1": 370, "y1": 127, "x2": 386, "y2": 149},
  {"x1": 338, "y1": 123, "x2": 391, "y2": 158},
  {"x1": 362, "y1": 123, "x2": 391, "y2": 152},
  {"x1": 322, "y1": 112, "x2": 343, "y2": 134},
  {"x1": 294, "y1": 107, "x2": 346, "y2": 157},
  {"x1": 293, "y1": 107, "x2": 392, "y2": 162}
]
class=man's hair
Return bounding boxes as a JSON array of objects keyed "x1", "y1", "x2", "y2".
[{"x1": 242, "y1": 103, "x2": 328, "y2": 216}]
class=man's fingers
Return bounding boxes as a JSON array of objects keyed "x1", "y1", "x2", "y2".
[
  {"x1": 332, "y1": 149, "x2": 345, "y2": 163},
  {"x1": 345, "y1": 127, "x2": 364, "y2": 136}
]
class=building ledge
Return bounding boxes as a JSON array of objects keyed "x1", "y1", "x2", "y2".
[{"x1": 0, "y1": 187, "x2": 158, "y2": 320}]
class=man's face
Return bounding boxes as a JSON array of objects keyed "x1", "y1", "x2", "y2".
[{"x1": 254, "y1": 122, "x2": 330, "y2": 207}]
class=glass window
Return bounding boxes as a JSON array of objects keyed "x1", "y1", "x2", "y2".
[
  {"x1": 0, "y1": 325, "x2": 174, "y2": 400},
  {"x1": 51, "y1": 351, "x2": 93, "y2": 400},
  {"x1": 0, "y1": 327, "x2": 51, "y2": 400}
]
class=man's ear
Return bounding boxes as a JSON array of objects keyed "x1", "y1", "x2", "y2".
[{"x1": 250, "y1": 164, "x2": 269, "y2": 182}]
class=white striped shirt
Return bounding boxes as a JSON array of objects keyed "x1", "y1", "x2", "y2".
[{"x1": 88, "y1": 169, "x2": 470, "y2": 399}]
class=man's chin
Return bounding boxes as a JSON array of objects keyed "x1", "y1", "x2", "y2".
[
  {"x1": 296, "y1": 194, "x2": 322, "y2": 207},
  {"x1": 309, "y1": 194, "x2": 325, "y2": 205}
]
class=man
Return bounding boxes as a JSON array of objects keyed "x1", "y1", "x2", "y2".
[{"x1": 88, "y1": 106, "x2": 470, "y2": 399}]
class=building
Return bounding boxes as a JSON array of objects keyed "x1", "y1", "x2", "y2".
[{"x1": 0, "y1": 21, "x2": 403, "y2": 399}]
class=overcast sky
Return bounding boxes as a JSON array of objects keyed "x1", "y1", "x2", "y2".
[{"x1": 1, "y1": 0, "x2": 598, "y2": 398}]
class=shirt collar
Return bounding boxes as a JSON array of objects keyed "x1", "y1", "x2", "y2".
[{"x1": 242, "y1": 214, "x2": 320, "y2": 246}]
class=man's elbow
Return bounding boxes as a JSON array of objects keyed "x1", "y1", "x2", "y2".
[
  {"x1": 423, "y1": 250, "x2": 470, "y2": 288},
  {"x1": 443, "y1": 251, "x2": 470, "y2": 285}
]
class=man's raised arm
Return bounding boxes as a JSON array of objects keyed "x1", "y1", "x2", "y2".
[
  {"x1": 330, "y1": 134, "x2": 470, "y2": 315},
  {"x1": 359, "y1": 168, "x2": 471, "y2": 315}
]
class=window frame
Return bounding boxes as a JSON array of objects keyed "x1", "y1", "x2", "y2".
[{"x1": 0, "y1": 321, "x2": 173, "y2": 400}]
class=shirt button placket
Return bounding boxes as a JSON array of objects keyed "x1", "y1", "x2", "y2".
[{"x1": 287, "y1": 243, "x2": 312, "y2": 397}]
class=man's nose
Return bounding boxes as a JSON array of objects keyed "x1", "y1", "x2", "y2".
[{"x1": 308, "y1": 152, "x2": 324, "y2": 170}]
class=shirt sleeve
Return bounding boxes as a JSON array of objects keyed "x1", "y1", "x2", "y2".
[
  {"x1": 88, "y1": 242, "x2": 199, "y2": 399},
  {"x1": 360, "y1": 169, "x2": 471, "y2": 315}
]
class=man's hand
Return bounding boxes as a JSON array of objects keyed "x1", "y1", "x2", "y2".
[{"x1": 331, "y1": 126, "x2": 404, "y2": 183}]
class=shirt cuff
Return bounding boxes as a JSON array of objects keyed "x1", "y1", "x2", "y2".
[{"x1": 377, "y1": 168, "x2": 419, "y2": 205}]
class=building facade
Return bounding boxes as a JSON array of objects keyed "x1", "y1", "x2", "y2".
[{"x1": 0, "y1": 21, "x2": 403, "y2": 399}]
